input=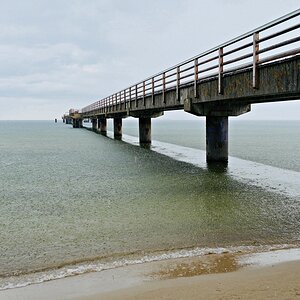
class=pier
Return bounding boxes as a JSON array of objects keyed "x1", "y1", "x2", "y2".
[{"x1": 64, "y1": 10, "x2": 300, "y2": 162}]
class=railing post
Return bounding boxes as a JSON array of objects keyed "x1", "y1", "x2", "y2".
[
  {"x1": 218, "y1": 47, "x2": 223, "y2": 95},
  {"x1": 176, "y1": 66, "x2": 180, "y2": 102},
  {"x1": 135, "y1": 84, "x2": 138, "y2": 108},
  {"x1": 194, "y1": 58, "x2": 198, "y2": 98},
  {"x1": 162, "y1": 72, "x2": 166, "y2": 104},
  {"x1": 119, "y1": 91, "x2": 121, "y2": 110},
  {"x1": 124, "y1": 89, "x2": 127, "y2": 110},
  {"x1": 129, "y1": 86, "x2": 132, "y2": 109},
  {"x1": 143, "y1": 81, "x2": 146, "y2": 107},
  {"x1": 253, "y1": 32, "x2": 259, "y2": 89},
  {"x1": 152, "y1": 77, "x2": 155, "y2": 105}
]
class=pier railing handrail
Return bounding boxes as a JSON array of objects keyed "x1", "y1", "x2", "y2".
[{"x1": 81, "y1": 9, "x2": 300, "y2": 114}]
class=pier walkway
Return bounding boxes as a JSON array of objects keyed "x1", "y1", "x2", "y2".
[{"x1": 64, "y1": 9, "x2": 300, "y2": 162}]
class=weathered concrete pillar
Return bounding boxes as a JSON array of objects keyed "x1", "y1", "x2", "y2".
[
  {"x1": 114, "y1": 118, "x2": 122, "y2": 138},
  {"x1": 98, "y1": 118, "x2": 107, "y2": 135},
  {"x1": 73, "y1": 119, "x2": 82, "y2": 128},
  {"x1": 92, "y1": 119, "x2": 98, "y2": 131},
  {"x1": 139, "y1": 117, "x2": 151, "y2": 144},
  {"x1": 206, "y1": 116, "x2": 228, "y2": 162},
  {"x1": 72, "y1": 119, "x2": 76, "y2": 128},
  {"x1": 184, "y1": 100, "x2": 251, "y2": 162}
]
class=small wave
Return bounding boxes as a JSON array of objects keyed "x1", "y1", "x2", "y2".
[{"x1": 1, "y1": 243, "x2": 298, "y2": 291}]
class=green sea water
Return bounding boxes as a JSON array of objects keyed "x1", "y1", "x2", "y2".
[{"x1": 0, "y1": 119, "x2": 299, "y2": 289}]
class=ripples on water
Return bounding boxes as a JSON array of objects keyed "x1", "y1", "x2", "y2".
[{"x1": 0, "y1": 120, "x2": 299, "y2": 289}]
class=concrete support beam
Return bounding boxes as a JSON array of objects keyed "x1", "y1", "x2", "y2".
[
  {"x1": 98, "y1": 118, "x2": 107, "y2": 135},
  {"x1": 139, "y1": 117, "x2": 151, "y2": 144},
  {"x1": 113, "y1": 118, "x2": 122, "y2": 138},
  {"x1": 206, "y1": 116, "x2": 228, "y2": 162},
  {"x1": 184, "y1": 98, "x2": 251, "y2": 117},
  {"x1": 130, "y1": 111, "x2": 164, "y2": 119}
]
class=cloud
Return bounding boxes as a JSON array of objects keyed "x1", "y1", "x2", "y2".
[{"x1": 0, "y1": 0, "x2": 299, "y2": 119}]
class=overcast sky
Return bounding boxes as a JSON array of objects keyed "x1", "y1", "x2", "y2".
[{"x1": 0, "y1": 0, "x2": 299, "y2": 120}]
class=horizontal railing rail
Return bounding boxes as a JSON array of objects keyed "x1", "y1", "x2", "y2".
[{"x1": 81, "y1": 9, "x2": 300, "y2": 114}]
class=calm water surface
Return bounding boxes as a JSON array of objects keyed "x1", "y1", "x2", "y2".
[{"x1": 0, "y1": 119, "x2": 299, "y2": 289}]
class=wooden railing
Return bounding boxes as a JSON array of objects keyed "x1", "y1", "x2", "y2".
[{"x1": 81, "y1": 9, "x2": 300, "y2": 114}]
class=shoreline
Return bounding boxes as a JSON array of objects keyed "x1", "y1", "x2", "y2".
[
  {"x1": 2, "y1": 247, "x2": 300, "y2": 300},
  {"x1": 0, "y1": 243, "x2": 298, "y2": 291},
  {"x1": 95, "y1": 259, "x2": 300, "y2": 300}
]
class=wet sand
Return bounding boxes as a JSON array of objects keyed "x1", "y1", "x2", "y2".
[
  {"x1": 95, "y1": 261, "x2": 300, "y2": 300},
  {"x1": 2, "y1": 249, "x2": 300, "y2": 300}
]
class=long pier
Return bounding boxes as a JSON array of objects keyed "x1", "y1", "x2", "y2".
[{"x1": 64, "y1": 9, "x2": 300, "y2": 162}]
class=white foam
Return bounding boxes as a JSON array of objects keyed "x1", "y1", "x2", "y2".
[
  {"x1": 240, "y1": 248, "x2": 300, "y2": 267},
  {"x1": 0, "y1": 243, "x2": 295, "y2": 291}
]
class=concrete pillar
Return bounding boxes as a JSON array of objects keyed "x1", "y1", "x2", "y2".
[
  {"x1": 114, "y1": 118, "x2": 122, "y2": 138},
  {"x1": 98, "y1": 118, "x2": 107, "y2": 135},
  {"x1": 73, "y1": 119, "x2": 82, "y2": 128},
  {"x1": 92, "y1": 119, "x2": 98, "y2": 131},
  {"x1": 206, "y1": 116, "x2": 228, "y2": 162},
  {"x1": 139, "y1": 117, "x2": 151, "y2": 144}
]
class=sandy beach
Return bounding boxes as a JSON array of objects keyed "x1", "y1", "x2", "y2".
[
  {"x1": 2, "y1": 248, "x2": 300, "y2": 300},
  {"x1": 95, "y1": 260, "x2": 300, "y2": 300}
]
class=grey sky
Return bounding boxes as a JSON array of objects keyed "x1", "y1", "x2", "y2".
[{"x1": 0, "y1": 0, "x2": 299, "y2": 120}]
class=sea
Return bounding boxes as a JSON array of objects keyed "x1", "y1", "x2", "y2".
[{"x1": 0, "y1": 118, "x2": 299, "y2": 290}]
